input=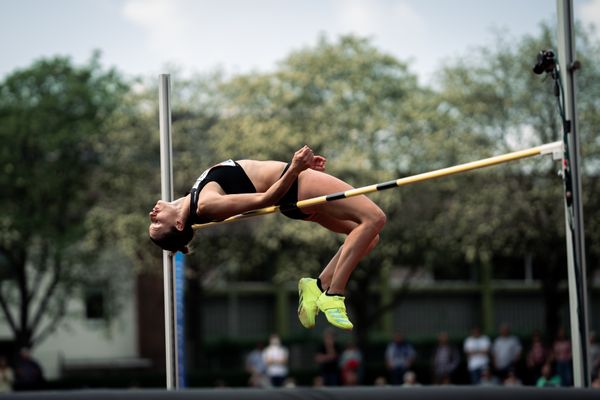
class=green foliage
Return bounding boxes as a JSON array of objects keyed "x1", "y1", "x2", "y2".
[
  {"x1": 0, "y1": 54, "x2": 125, "y2": 244},
  {"x1": 431, "y1": 22, "x2": 600, "y2": 279},
  {"x1": 191, "y1": 35, "x2": 425, "y2": 283}
]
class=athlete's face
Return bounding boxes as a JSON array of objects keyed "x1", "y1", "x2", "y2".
[{"x1": 148, "y1": 200, "x2": 178, "y2": 238}]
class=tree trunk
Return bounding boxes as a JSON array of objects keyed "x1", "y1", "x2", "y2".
[{"x1": 14, "y1": 249, "x2": 33, "y2": 349}]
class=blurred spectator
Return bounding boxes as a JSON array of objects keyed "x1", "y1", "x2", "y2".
[
  {"x1": 590, "y1": 332, "x2": 600, "y2": 379},
  {"x1": 339, "y1": 341, "x2": 363, "y2": 385},
  {"x1": 262, "y1": 334, "x2": 288, "y2": 387},
  {"x1": 402, "y1": 371, "x2": 420, "y2": 387},
  {"x1": 14, "y1": 348, "x2": 44, "y2": 391},
  {"x1": 312, "y1": 375, "x2": 324, "y2": 387},
  {"x1": 0, "y1": 356, "x2": 14, "y2": 392},
  {"x1": 385, "y1": 332, "x2": 416, "y2": 385},
  {"x1": 503, "y1": 369, "x2": 523, "y2": 386},
  {"x1": 283, "y1": 377, "x2": 296, "y2": 388},
  {"x1": 552, "y1": 328, "x2": 573, "y2": 386},
  {"x1": 526, "y1": 330, "x2": 549, "y2": 384},
  {"x1": 315, "y1": 328, "x2": 342, "y2": 386},
  {"x1": 478, "y1": 367, "x2": 499, "y2": 386},
  {"x1": 592, "y1": 370, "x2": 600, "y2": 388},
  {"x1": 341, "y1": 366, "x2": 360, "y2": 386},
  {"x1": 491, "y1": 323, "x2": 522, "y2": 379},
  {"x1": 536, "y1": 362, "x2": 561, "y2": 387},
  {"x1": 246, "y1": 341, "x2": 268, "y2": 387},
  {"x1": 463, "y1": 326, "x2": 491, "y2": 384},
  {"x1": 214, "y1": 379, "x2": 227, "y2": 388},
  {"x1": 431, "y1": 331, "x2": 460, "y2": 384},
  {"x1": 374, "y1": 376, "x2": 388, "y2": 386}
]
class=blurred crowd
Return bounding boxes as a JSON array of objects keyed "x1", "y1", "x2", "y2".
[
  {"x1": 2, "y1": 327, "x2": 600, "y2": 390},
  {"x1": 243, "y1": 325, "x2": 600, "y2": 388}
]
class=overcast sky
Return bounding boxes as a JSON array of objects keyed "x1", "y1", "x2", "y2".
[{"x1": 1, "y1": 0, "x2": 599, "y2": 84}]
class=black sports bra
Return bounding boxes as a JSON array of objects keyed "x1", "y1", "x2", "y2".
[{"x1": 188, "y1": 160, "x2": 257, "y2": 224}]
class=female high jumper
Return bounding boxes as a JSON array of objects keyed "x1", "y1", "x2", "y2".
[{"x1": 148, "y1": 145, "x2": 386, "y2": 330}]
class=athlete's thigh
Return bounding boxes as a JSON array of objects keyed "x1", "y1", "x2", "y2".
[
  {"x1": 299, "y1": 169, "x2": 382, "y2": 224},
  {"x1": 298, "y1": 169, "x2": 353, "y2": 199},
  {"x1": 308, "y1": 212, "x2": 357, "y2": 235}
]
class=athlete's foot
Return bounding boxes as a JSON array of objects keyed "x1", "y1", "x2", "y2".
[
  {"x1": 297, "y1": 278, "x2": 322, "y2": 328},
  {"x1": 316, "y1": 292, "x2": 353, "y2": 330}
]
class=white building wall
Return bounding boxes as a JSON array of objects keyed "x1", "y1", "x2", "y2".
[
  {"x1": 37, "y1": 285, "x2": 139, "y2": 380},
  {"x1": 0, "y1": 271, "x2": 139, "y2": 380}
]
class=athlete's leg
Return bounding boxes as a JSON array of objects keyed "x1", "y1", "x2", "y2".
[
  {"x1": 299, "y1": 170, "x2": 386, "y2": 294},
  {"x1": 297, "y1": 215, "x2": 380, "y2": 329},
  {"x1": 307, "y1": 213, "x2": 380, "y2": 290},
  {"x1": 296, "y1": 170, "x2": 385, "y2": 330}
]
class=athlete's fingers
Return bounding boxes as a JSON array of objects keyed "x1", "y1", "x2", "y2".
[
  {"x1": 311, "y1": 155, "x2": 326, "y2": 171},
  {"x1": 292, "y1": 146, "x2": 314, "y2": 172}
]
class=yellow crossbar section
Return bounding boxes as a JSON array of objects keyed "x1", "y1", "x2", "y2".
[{"x1": 192, "y1": 141, "x2": 563, "y2": 230}]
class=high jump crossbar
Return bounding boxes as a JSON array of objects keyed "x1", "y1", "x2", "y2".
[{"x1": 192, "y1": 141, "x2": 563, "y2": 230}]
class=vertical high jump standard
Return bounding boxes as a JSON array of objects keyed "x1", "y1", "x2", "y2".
[
  {"x1": 158, "y1": 0, "x2": 590, "y2": 389},
  {"x1": 557, "y1": 0, "x2": 590, "y2": 388},
  {"x1": 159, "y1": 74, "x2": 179, "y2": 389}
]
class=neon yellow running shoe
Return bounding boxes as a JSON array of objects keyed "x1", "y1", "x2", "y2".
[
  {"x1": 316, "y1": 292, "x2": 353, "y2": 330},
  {"x1": 298, "y1": 278, "x2": 322, "y2": 329}
]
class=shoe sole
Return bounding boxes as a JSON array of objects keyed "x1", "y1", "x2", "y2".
[{"x1": 298, "y1": 280, "x2": 318, "y2": 329}]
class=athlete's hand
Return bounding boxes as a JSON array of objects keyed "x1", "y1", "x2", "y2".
[
  {"x1": 291, "y1": 145, "x2": 326, "y2": 173},
  {"x1": 291, "y1": 145, "x2": 314, "y2": 172},
  {"x1": 310, "y1": 154, "x2": 326, "y2": 171}
]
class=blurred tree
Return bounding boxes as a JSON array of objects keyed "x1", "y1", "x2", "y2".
[
  {"x1": 432, "y1": 22, "x2": 600, "y2": 335},
  {"x1": 196, "y1": 25, "x2": 600, "y2": 346},
  {"x1": 0, "y1": 54, "x2": 128, "y2": 348},
  {"x1": 210, "y1": 35, "x2": 437, "y2": 275},
  {"x1": 192, "y1": 35, "x2": 463, "y2": 354}
]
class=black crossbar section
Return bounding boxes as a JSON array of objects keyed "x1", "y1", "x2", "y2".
[
  {"x1": 376, "y1": 180, "x2": 399, "y2": 191},
  {"x1": 326, "y1": 193, "x2": 347, "y2": 201}
]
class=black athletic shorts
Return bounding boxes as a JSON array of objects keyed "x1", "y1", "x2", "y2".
[{"x1": 277, "y1": 164, "x2": 311, "y2": 220}]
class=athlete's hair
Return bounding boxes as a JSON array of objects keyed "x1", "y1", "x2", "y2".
[{"x1": 150, "y1": 223, "x2": 193, "y2": 254}]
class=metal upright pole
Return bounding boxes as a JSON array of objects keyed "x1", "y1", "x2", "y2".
[
  {"x1": 159, "y1": 74, "x2": 178, "y2": 389},
  {"x1": 557, "y1": 0, "x2": 590, "y2": 387}
]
